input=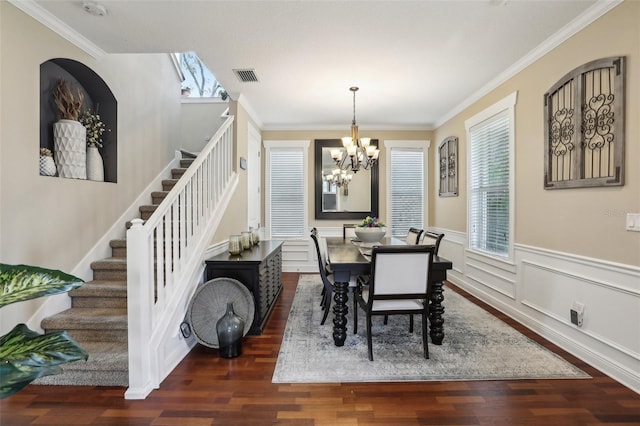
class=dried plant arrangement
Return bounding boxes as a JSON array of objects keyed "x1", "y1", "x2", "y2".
[
  {"x1": 52, "y1": 78, "x2": 84, "y2": 121},
  {"x1": 39, "y1": 147, "x2": 53, "y2": 157},
  {"x1": 79, "y1": 109, "x2": 109, "y2": 148}
]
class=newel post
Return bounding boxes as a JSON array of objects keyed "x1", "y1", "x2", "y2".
[{"x1": 124, "y1": 218, "x2": 155, "y2": 399}]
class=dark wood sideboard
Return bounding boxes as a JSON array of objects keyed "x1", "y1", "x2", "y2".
[{"x1": 204, "y1": 240, "x2": 283, "y2": 335}]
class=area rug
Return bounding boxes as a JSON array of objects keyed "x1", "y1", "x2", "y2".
[{"x1": 272, "y1": 275, "x2": 590, "y2": 383}]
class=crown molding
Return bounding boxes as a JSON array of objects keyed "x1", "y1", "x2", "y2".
[
  {"x1": 260, "y1": 123, "x2": 433, "y2": 132},
  {"x1": 8, "y1": 0, "x2": 106, "y2": 58},
  {"x1": 434, "y1": 0, "x2": 623, "y2": 129}
]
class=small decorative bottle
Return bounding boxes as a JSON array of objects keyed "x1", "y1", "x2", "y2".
[
  {"x1": 251, "y1": 226, "x2": 260, "y2": 245},
  {"x1": 216, "y1": 302, "x2": 244, "y2": 358},
  {"x1": 241, "y1": 231, "x2": 252, "y2": 250},
  {"x1": 228, "y1": 235, "x2": 242, "y2": 255}
]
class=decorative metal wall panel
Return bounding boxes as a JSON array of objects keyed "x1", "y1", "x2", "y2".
[
  {"x1": 544, "y1": 57, "x2": 625, "y2": 189},
  {"x1": 439, "y1": 136, "x2": 458, "y2": 197}
]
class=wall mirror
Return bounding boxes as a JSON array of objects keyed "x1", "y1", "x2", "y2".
[{"x1": 314, "y1": 139, "x2": 379, "y2": 220}]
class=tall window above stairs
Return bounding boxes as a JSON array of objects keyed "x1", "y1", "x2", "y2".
[{"x1": 173, "y1": 52, "x2": 227, "y2": 99}]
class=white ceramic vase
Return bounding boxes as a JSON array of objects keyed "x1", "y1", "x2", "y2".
[
  {"x1": 53, "y1": 119, "x2": 87, "y2": 179},
  {"x1": 39, "y1": 155, "x2": 57, "y2": 176},
  {"x1": 86, "y1": 146, "x2": 104, "y2": 181}
]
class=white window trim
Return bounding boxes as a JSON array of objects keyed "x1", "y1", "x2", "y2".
[
  {"x1": 263, "y1": 140, "x2": 310, "y2": 240},
  {"x1": 464, "y1": 91, "x2": 517, "y2": 263},
  {"x1": 383, "y1": 140, "x2": 431, "y2": 233}
]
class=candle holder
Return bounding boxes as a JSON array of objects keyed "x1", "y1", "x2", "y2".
[
  {"x1": 241, "y1": 231, "x2": 252, "y2": 250},
  {"x1": 228, "y1": 235, "x2": 242, "y2": 255}
]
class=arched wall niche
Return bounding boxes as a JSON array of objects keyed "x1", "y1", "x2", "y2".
[{"x1": 40, "y1": 58, "x2": 118, "y2": 182}]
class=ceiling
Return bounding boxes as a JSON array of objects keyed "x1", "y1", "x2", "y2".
[{"x1": 19, "y1": 0, "x2": 609, "y2": 130}]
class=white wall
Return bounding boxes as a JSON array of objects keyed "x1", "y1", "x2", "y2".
[
  {"x1": 0, "y1": 3, "x2": 182, "y2": 333},
  {"x1": 179, "y1": 100, "x2": 229, "y2": 153}
]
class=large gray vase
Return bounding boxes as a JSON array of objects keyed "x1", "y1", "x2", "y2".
[{"x1": 216, "y1": 302, "x2": 244, "y2": 358}]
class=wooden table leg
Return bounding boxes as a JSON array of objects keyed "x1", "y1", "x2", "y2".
[
  {"x1": 428, "y1": 280, "x2": 445, "y2": 345},
  {"x1": 332, "y1": 280, "x2": 349, "y2": 346}
]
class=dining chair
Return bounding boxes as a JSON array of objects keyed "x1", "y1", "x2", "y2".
[
  {"x1": 343, "y1": 224, "x2": 357, "y2": 239},
  {"x1": 420, "y1": 231, "x2": 445, "y2": 255},
  {"x1": 406, "y1": 227, "x2": 423, "y2": 245},
  {"x1": 311, "y1": 232, "x2": 359, "y2": 325},
  {"x1": 310, "y1": 232, "x2": 333, "y2": 324},
  {"x1": 353, "y1": 245, "x2": 435, "y2": 361}
]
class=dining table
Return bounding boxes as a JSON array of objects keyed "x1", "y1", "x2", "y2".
[{"x1": 325, "y1": 236, "x2": 453, "y2": 347}]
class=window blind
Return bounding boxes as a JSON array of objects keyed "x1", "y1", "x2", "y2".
[
  {"x1": 469, "y1": 110, "x2": 510, "y2": 257},
  {"x1": 269, "y1": 148, "x2": 305, "y2": 238},
  {"x1": 390, "y1": 148, "x2": 424, "y2": 237}
]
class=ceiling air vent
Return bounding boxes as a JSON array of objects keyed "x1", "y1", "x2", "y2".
[{"x1": 233, "y1": 69, "x2": 259, "y2": 83}]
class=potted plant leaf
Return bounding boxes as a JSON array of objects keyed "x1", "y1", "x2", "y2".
[{"x1": 0, "y1": 264, "x2": 88, "y2": 399}]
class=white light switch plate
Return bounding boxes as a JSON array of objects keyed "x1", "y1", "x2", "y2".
[{"x1": 626, "y1": 213, "x2": 640, "y2": 232}]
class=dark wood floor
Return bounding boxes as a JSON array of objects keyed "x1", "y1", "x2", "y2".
[{"x1": 2, "y1": 273, "x2": 639, "y2": 425}]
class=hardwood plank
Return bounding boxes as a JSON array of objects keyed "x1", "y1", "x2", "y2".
[{"x1": 1, "y1": 273, "x2": 638, "y2": 426}]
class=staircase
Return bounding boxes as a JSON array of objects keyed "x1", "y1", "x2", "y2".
[{"x1": 36, "y1": 158, "x2": 194, "y2": 387}]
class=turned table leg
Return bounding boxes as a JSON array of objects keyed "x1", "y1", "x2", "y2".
[
  {"x1": 428, "y1": 280, "x2": 445, "y2": 345},
  {"x1": 332, "y1": 279, "x2": 349, "y2": 346}
]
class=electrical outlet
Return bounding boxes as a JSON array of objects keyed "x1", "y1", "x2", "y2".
[
  {"x1": 627, "y1": 213, "x2": 640, "y2": 232},
  {"x1": 570, "y1": 302, "x2": 585, "y2": 327}
]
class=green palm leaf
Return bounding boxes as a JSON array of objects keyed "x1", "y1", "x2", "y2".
[
  {"x1": 0, "y1": 324, "x2": 88, "y2": 399},
  {"x1": 0, "y1": 264, "x2": 84, "y2": 308}
]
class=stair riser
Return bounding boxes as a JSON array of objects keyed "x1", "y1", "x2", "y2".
[
  {"x1": 73, "y1": 298, "x2": 127, "y2": 308},
  {"x1": 162, "y1": 180, "x2": 177, "y2": 191},
  {"x1": 152, "y1": 194, "x2": 167, "y2": 204},
  {"x1": 111, "y1": 247, "x2": 127, "y2": 257},
  {"x1": 171, "y1": 169, "x2": 186, "y2": 179},
  {"x1": 93, "y1": 270, "x2": 127, "y2": 281},
  {"x1": 180, "y1": 159, "x2": 193, "y2": 168}
]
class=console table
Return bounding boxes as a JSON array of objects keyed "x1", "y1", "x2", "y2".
[{"x1": 205, "y1": 240, "x2": 283, "y2": 335}]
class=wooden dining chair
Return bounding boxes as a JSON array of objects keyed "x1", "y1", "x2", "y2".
[
  {"x1": 420, "y1": 230, "x2": 445, "y2": 255},
  {"x1": 310, "y1": 232, "x2": 359, "y2": 325},
  {"x1": 406, "y1": 227, "x2": 423, "y2": 245},
  {"x1": 353, "y1": 245, "x2": 434, "y2": 361},
  {"x1": 310, "y1": 232, "x2": 334, "y2": 325}
]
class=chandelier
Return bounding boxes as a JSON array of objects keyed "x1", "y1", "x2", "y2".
[
  {"x1": 324, "y1": 168, "x2": 353, "y2": 188},
  {"x1": 331, "y1": 87, "x2": 379, "y2": 172}
]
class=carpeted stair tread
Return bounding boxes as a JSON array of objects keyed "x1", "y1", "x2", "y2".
[
  {"x1": 42, "y1": 308, "x2": 127, "y2": 330},
  {"x1": 91, "y1": 257, "x2": 127, "y2": 269},
  {"x1": 151, "y1": 191, "x2": 169, "y2": 204},
  {"x1": 162, "y1": 179, "x2": 178, "y2": 191},
  {"x1": 70, "y1": 280, "x2": 126, "y2": 297},
  {"x1": 171, "y1": 168, "x2": 186, "y2": 179},
  {"x1": 33, "y1": 341, "x2": 129, "y2": 387}
]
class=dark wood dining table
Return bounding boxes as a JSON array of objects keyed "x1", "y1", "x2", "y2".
[{"x1": 325, "y1": 236, "x2": 453, "y2": 347}]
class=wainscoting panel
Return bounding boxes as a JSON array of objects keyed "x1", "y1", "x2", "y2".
[
  {"x1": 465, "y1": 252, "x2": 517, "y2": 299},
  {"x1": 442, "y1": 227, "x2": 639, "y2": 393},
  {"x1": 281, "y1": 239, "x2": 316, "y2": 273}
]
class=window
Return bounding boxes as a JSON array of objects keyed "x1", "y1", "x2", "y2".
[
  {"x1": 385, "y1": 141, "x2": 430, "y2": 238},
  {"x1": 543, "y1": 56, "x2": 625, "y2": 189},
  {"x1": 466, "y1": 92, "x2": 517, "y2": 260},
  {"x1": 173, "y1": 52, "x2": 227, "y2": 99},
  {"x1": 264, "y1": 140, "x2": 309, "y2": 239}
]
